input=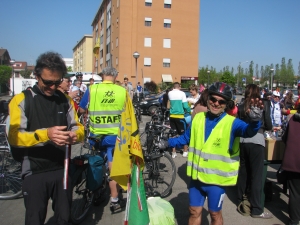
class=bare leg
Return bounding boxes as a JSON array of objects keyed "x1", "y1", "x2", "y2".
[
  {"x1": 108, "y1": 161, "x2": 118, "y2": 198},
  {"x1": 209, "y1": 210, "x2": 223, "y2": 225},
  {"x1": 189, "y1": 206, "x2": 203, "y2": 225},
  {"x1": 184, "y1": 144, "x2": 188, "y2": 152}
]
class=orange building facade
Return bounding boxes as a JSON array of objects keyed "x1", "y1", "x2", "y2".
[{"x1": 91, "y1": 0, "x2": 200, "y2": 87}]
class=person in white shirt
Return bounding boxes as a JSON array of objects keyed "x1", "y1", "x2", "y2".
[{"x1": 187, "y1": 84, "x2": 200, "y2": 113}]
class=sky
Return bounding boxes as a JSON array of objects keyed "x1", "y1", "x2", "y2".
[{"x1": 1, "y1": 0, "x2": 300, "y2": 74}]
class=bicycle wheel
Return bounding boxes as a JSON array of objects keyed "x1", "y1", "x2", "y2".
[
  {"x1": 70, "y1": 165, "x2": 94, "y2": 225},
  {"x1": 0, "y1": 150, "x2": 22, "y2": 200},
  {"x1": 143, "y1": 152, "x2": 176, "y2": 198}
]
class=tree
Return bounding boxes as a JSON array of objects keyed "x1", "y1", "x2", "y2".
[
  {"x1": 220, "y1": 71, "x2": 235, "y2": 86},
  {"x1": 144, "y1": 81, "x2": 157, "y2": 93},
  {"x1": 67, "y1": 66, "x2": 73, "y2": 72},
  {"x1": 20, "y1": 69, "x2": 33, "y2": 79},
  {"x1": 0, "y1": 65, "x2": 12, "y2": 85}
]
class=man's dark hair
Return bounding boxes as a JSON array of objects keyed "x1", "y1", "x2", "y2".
[
  {"x1": 173, "y1": 82, "x2": 180, "y2": 89},
  {"x1": 34, "y1": 51, "x2": 67, "y2": 77},
  {"x1": 89, "y1": 78, "x2": 94, "y2": 81},
  {"x1": 124, "y1": 77, "x2": 129, "y2": 81}
]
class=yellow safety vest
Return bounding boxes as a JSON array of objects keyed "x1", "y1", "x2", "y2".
[
  {"x1": 187, "y1": 112, "x2": 240, "y2": 186},
  {"x1": 88, "y1": 82, "x2": 126, "y2": 135}
]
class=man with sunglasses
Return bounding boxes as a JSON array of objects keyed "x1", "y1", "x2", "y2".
[
  {"x1": 159, "y1": 82, "x2": 264, "y2": 225},
  {"x1": 8, "y1": 51, "x2": 84, "y2": 225}
]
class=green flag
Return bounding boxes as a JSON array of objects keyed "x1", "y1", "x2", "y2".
[{"x1": 124, "y1": 162, "x2": 150, "y2": 225}]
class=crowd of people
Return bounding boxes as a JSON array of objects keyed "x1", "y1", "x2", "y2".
[{"x1": 6, "y1": 50, "x2": 300, "y2": 225}]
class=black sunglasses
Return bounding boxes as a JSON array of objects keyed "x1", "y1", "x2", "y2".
[
  {"x1": 40, "y1": 76, "x2": 62, "y2": 86},
  {"x1": 209, "y1": 96, "x2": 227, "y2": 105}
]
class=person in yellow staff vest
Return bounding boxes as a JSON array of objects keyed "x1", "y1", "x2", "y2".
[
  {"x1": 159, "y1": 82, "x2": 265, "y2": 225},
  {"x1": 78, "y1": 67, "x2": 127, "y2": 213}
]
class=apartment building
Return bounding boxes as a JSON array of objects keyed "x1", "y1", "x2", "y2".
[
  {"x1": 91, "y1": 0, "x2": 200, "y2": 87},
  {"x1": 73, "y1": 35, "x2": 93, "y2": 72}
]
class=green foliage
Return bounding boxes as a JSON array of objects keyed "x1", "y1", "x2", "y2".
[
  {"x1": 157, "y1": 82, "x2": 172, "y2": 92},
  {"x1": 0, "y1": 65, "x2": 12, "y2": 84},
  {"x1": 20, "y1": 69, "x2": 33, "y2": 79},
  {"x1": 181, "y1": 81, "x2": 194, "y2": 88},
  {"x1": 220, "y1": 71, "x2": 235, "y2": 86},
  {"x1": 67, "y1": 66, "x2": 73, "y2": 72},
  {"x1": 144, "y1": 81, "x2": 157, "y2": 93}
]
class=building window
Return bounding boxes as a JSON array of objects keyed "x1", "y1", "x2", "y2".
[
  {"x1": 163, "y1": 58, "x2": 171, "y2": 67},
  {"x1": 106, "y1": 43, "x2": 111, "y2": 53},
  {"x1": 163, "y1": 38, "x2": 171, "y2": 48},
  {"x1": 145, "y1": 0, "x2": 152, "y2": 6},
  {"x1": 164, "y1": 19, "x2": 171, "y2": 28},
  {"x1": 106, "y1": 26, "x2": 111, "y2": 37},
  {"x1": 117, "y1": 0, "x2": 119, "y2": 8},
  {"x1": 107, "y1": 9, "x2": 111, "y2": 21},
  {"x1": 164, "y1": 0, "x2": 172, "y2": 8},
  {"x1": 145, "y1": 17, "x2": 152, "y2": 27},
  {"x1": 116, "y1": 37, "x2": 118, "y2": 47},
  {"x1": 100, "y1": 50, "x2": 103, "y2": 58},
  {"x1": 144, "y1": 57, "x2": 151, "y2": 67},
  {"x1": 144, "y1": 37, "x2": 152, "y2": 47},
  {"x1": 116, "y1": 57, "x2": 118, "y2": 65}
]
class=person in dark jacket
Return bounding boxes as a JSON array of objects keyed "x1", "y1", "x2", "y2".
[
  {"x1": 281, "y1": 109, "x2": 300, "y2": 225},
  {"x1": 236, "y1": 84, "x2": 273, "y2": 219},
  {"x1": 8, "y1": 52, "x2": 84, "y2": 225}
]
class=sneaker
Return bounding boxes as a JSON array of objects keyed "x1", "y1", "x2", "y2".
[
  {"x1": 182, "y1": 152, "x2": 188, "y2": 157},
  {"x1": 110, "y1": 199, "x2": 126, "y2": 213},
  {"x1": 251, "y1": 212, "x2": 273, "y2": 219},
  {"x1": 172, "y1": 152, "x2": 177, "y2": 158}
]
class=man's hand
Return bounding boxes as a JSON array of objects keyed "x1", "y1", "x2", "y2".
[
  {"x1": 157, "y1": 139, "x2": 169, "y2": 150},
  {"x1": 69, "y1": 131, "x2": 78, "y2": 144},
  {"x1": 68, "y1": 90, "x2": 79, "y2": 99},
  {"x1": 47, "y1": 126, "x2": 72, "y2": 146},
  {"x1": 247, "y1": 98, "x2": 264, "y2": 121}
]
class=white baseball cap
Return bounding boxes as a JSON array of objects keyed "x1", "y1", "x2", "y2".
[{"x1": 272, "y1": 91, "x2": 280, "y2": 97}]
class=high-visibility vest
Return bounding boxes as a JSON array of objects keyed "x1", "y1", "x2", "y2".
[
  {"x1": 187, "y1": 112, "x2": 240, "y2": 186},
  {"x1": 88, "y1": 82, "x2": 126, "y2": 135}
]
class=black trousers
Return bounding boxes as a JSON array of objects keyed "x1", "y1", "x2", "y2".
[
  {"x1": 287, "y1": 171, "x2": 300, "y2": 224},
  {"x1": 237, "y1": 143, "x2": 265, "y2": 215},
  {"x1": 22, "y1": 169, "x2": 72, "y2": 225}
]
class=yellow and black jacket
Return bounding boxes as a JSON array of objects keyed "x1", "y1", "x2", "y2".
[{"x1": 8, "y1": 85, "x2": 84, "y2": 178}]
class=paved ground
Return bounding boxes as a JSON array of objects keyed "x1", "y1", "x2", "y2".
[{"x1": 0, "y1": 94, "x2": 291, "y2": 225}]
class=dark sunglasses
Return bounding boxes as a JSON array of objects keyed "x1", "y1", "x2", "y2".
[
  {"x1": 40, "y1": 76, "x2": 62, "y2": 86},
  {"x1": 209, "y1": 96, "x2": 227, "y2": 105}
]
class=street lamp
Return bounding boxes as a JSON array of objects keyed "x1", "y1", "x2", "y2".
[
  {"x1": 270, "y1": 68, "x2": 274, "y2": 91},
  {"x1": 207, "y1": 70, "x2": 210, "y2": 88},
  {"x1": 238, "y1": 61, "x2": 248, "y2": 87},
  {"x1": 133, "y1": 51, "x2": 140, "y2": 87},
  {"x1": 10, "y1": 59, "x2": 15, "y2": 96}
]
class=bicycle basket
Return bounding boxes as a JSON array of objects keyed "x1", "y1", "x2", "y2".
[{"x1": 84, "y1": 154, "x2": 104, "y2": 191}]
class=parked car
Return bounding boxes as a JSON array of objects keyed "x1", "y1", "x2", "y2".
[
  {"x1": 139, "y1": 89, "x2": 193, "y2": 115},
  {"x1": 236, "y1": 87, "x2": 244, "y2": 95},
  {"x1": 139, "y1": 92, "x2": 165, "y2": 115}
]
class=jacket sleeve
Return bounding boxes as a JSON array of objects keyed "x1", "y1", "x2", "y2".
[
  {"x1": 168, "y1": 126, "x2": 191, "y2": 148},
  {"x1": 66, "y1": 95, "x2": 84, "y2": 143},
  {"x1": 8, "y1": 93, "x2": 50, "y2": 147},
  {"x1": 263, "y1": 100, "x2": 273, "y2": 131},
  {"x1": 232, "y1": 118, "x2": 261, "y2": 138}
]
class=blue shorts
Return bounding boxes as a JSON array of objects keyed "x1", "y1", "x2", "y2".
[
  {"x1": 89, "y1": 134, "x2": 117, "y2": 162},
  {"x1": 189, "y1": 179, "x2": 226, "y2": 212}
]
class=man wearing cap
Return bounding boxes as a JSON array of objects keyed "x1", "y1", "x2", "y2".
[
  {"x1": 75, "y1": 72, "x2": 87, "y2": 93},
  {"x1": 270, "y1": 90, "x2": 282, "y2": 136},
  {"x1": 78, "y1": 67, "x2": 128, "y2": 213}
]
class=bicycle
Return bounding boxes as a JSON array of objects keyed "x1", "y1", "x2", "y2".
[
  {"x1": 0, "y1": 101, "x2": 23, "y2": 200},
  {"x1": 70, "y1": 137, "x2": 110, "y2": 224},
  {"x1": 141, "y1": 122, "x2": 177, "y2": 198}
]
